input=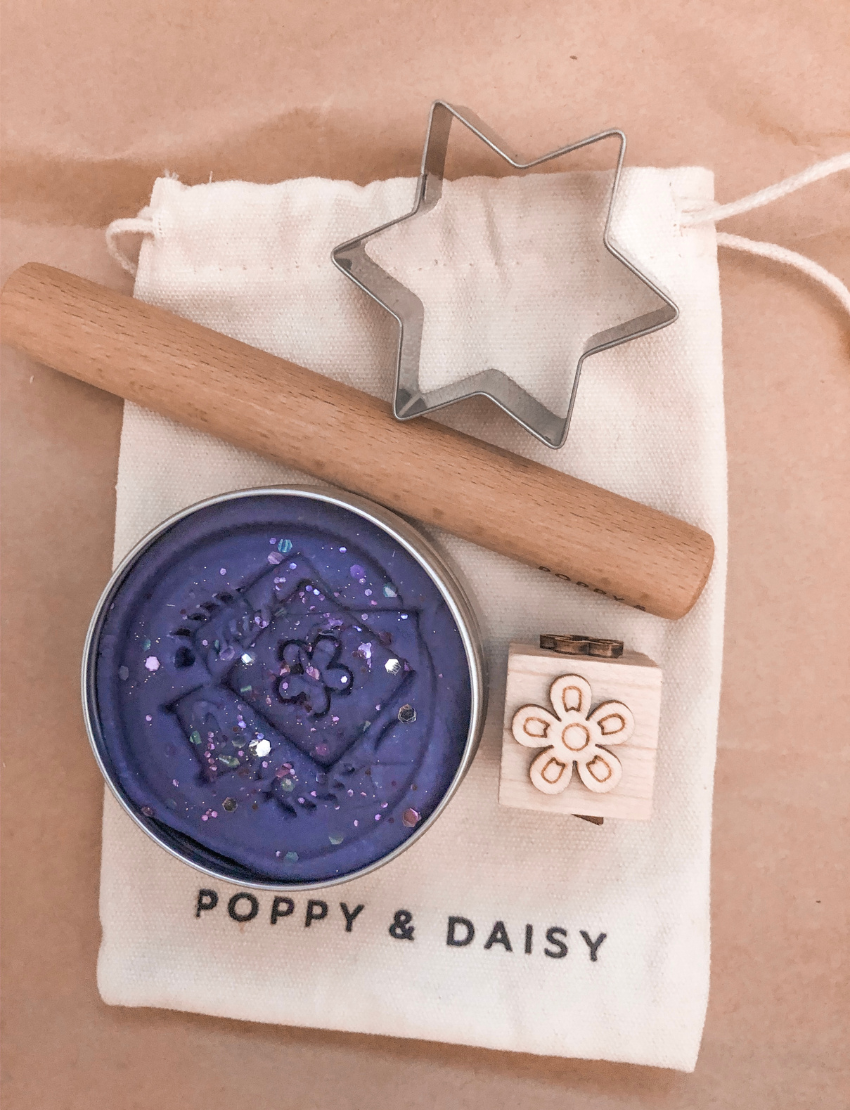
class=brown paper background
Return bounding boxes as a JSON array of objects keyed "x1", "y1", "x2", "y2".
[{"x1": 2, "y1": 1, "x2": 849, "y2": 1105}]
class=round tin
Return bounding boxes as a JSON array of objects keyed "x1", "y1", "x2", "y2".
[{"x1": 83, "y1": 486, "x2": 485, "y2": 890}]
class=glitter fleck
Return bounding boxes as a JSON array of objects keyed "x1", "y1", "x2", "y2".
[
  {"x1": 350, "y1": 564, "x2": 365, "y2": 579},
  {"x1": 383, "y1": 584, "x2": 397, "y2": 597},
  {"x1": 223, "y1": 797, "x2": 237, "y2": 812},
  {"x1": 172, "y1": 779, "x2": 179, "y2": 787},
  {"x1": 140, "y1": 805, "x2": 154, "y2": 818},
  {"x1": 385, "y1": 658, "x2": 401, "y2": 675},
  {"x1": 220, "y1": 568, "x2": 227, "y2": 575},
  {"x1": 277, "y1": 538, "x2": 293, "y2": 554},
  {"x1": 145, "y1": 715, "x2": 152, "y2": 722},
  {"x1": 398, "y1": 704, "x2": 416, "y2": 724},
  {"x1": 268, "y1": 551, "x2": 284, "y2": 564},
  {"x1": 254, "y1": 739, "x2": 271, "y2": 757},
  {"x1": 285, "y1": 851, "x2": 299, "y2": 862},
  {"x1": 240, "y1": 652, "x2": 255, "y2": 664},
  {"x1": 402, "y1": 808, "x2": 421, "y2": 828},
  {"x1": 339, "y1": 546, "x2": 347, "y2": 552},
  {"x1": 118, "y1": 666, "x2": 129, "y2": 681},
  {"x1": 329, "y1": 834, "x2": 345, "y2": 845},
  {"x1": 144, "y1": 656, "x2": 160, "y2": 672}
]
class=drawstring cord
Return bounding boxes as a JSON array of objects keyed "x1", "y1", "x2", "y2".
[
  {"x1": 682, "y1": 152, "x2": 850, "y2": 319},
  {"x1": 106, "y1": 210, "x2": 154, "y2": 276}
]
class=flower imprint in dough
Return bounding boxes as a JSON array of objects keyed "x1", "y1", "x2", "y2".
[{"x1": 511, "y1": 674, "x2": 633, "y2": 795}]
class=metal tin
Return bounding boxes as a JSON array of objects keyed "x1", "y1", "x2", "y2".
[{"x1": 82, "y1": 486, "x2": 486, "y2": 890}]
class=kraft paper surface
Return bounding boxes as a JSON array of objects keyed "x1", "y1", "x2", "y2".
[{"x1": 2, "y1": 1, "x2": 848, "y2": 1106}]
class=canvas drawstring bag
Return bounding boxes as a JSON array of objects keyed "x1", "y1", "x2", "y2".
[{"x1": 100, "y1": 153, "x2": 848, "y2": 1071}]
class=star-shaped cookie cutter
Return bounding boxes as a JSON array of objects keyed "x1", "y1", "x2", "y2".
[{"x1": 332, "y1": 100, "x2": 679, "y2": 449}]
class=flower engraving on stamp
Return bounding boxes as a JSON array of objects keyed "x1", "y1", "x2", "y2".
[
  {"x1": 278, "y1": 636, "x2": 352, "y2": 716},
  {"x1": 511, "y1": 675, "x2": 634, "y2": 795}
]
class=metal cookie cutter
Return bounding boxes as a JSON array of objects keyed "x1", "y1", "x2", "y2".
[{"x1": 332, "y1": 100, "x2": 679, "y2": 449}]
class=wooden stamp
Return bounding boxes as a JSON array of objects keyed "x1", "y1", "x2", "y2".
[{"x1": 499, "y1": 637, "x2": 662, "y2": 822}]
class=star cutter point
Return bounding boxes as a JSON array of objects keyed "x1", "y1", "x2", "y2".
[{"x1": 332, "y1": 100, "x2": 679, "y2": 449}]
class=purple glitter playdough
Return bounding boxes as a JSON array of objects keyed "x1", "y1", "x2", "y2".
[{"x1": 91, "y1": 493, "x2": 473, "y2": 884}]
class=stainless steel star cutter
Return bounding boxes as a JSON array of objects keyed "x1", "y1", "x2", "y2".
[{"x1": 332, "y1": 100, "x2": 679, "y2": 449}]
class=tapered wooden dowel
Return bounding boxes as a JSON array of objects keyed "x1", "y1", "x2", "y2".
[{"x1": 1, "y1": 263, "x2": 713, "y2": 618}]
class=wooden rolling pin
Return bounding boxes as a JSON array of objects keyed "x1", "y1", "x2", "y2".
[{"x1": 1, "y1": 263, "x2": 713, "y2": 618}]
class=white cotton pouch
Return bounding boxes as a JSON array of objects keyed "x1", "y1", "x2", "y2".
[{"x1": 99, "y1": 166, "x2": 726, "y2": 1072}]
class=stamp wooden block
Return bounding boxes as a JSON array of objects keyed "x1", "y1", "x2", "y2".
[{"x1": 499, "y1": 641, "x2": 663, "y2": 822}]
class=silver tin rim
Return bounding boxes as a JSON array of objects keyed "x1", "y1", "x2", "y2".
[{"x1": 82, "y1": 485, "x2": 486, "y2": 891}]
